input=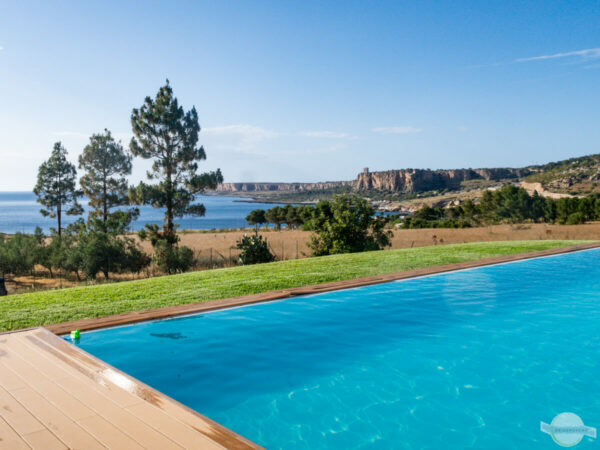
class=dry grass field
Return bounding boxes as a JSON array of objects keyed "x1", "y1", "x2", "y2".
[
  {"x1": 388, "y1": 222, "x2": 600, "y2": 248},
  {"x1": 6, "y1": 223, "x2": 599, "y2": 295},
  {"x1": 174, "y1": 229, "x2": 313, "y2": 261},
  {"x1": 173, "y1": 222, "x2": 600, "y2": 258}
]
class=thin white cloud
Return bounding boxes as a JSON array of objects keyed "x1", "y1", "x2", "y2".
[
  {"x1": 202, "y1": 124, "x2": 353, "y2": 157},
  {"x1": 51, "y1": 124, "x2": 353, "y2": 157},
  {"x1": 53, "y1": 131, "x2": 89, "y2": 139},
  {"x1": 372, "y1": 126, "x2": 423, "y2": 134},
  {"x1": 202, "y1": 124, "x2": 278, "y2": 141},
  {"x1": 0, "y1": 45, "x2": 4, "y2": 51},
  {"x1": 516, "y1": 48, "x2": 600, "y2": 63},
  {"x1": 202, "y1": 124, "x2": 279, "y2": 156},
  {"x1": 299, "y1": 131, "x2": 350, "y2": 139}
]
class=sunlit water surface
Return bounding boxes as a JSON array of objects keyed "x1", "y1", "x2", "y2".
[{"x1": 75, "y1": 249, "x2": 600, "y2": 449}]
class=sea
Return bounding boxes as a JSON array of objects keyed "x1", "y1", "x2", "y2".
[{"x1": 0, "y1": 192, "x2": 286, "y2": 234}]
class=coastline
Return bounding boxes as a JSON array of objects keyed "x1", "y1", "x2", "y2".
[
  {"x1": 0, "y1": 192, "x2": 290, "y2": 235},
  {"x1": 204, "y1": 191, "x2": 316, "y2": 205}
]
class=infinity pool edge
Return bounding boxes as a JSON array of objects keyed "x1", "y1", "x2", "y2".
[{"x1": 45, "y1": 242, "x2": 600, "y2": 335}]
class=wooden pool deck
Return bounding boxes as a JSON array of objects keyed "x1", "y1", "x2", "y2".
[{"x1": 0, "y1": 327, "x2": 261, "y2": 449}]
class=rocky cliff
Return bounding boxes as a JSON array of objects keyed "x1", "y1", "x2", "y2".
[
  {"x1": 214, "y1": 153, "x2": 600, "y2": 196},
  {"x1": 354, "y1": 167, "x2": 529, "y2": 192},
  {"x1": 216, "y1": 167, "x2": 529, "y2": 194}
]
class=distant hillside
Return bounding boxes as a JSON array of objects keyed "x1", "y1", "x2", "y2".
[
  {"x1": 524, "y1": 154, "x2": 600, "y2": 194},
  {"x1": 216, "y1": 167, "x2": 528, "y2": 196},
  {"x1": 214, "y1": 153, "x2": 600, "y2": 199}
]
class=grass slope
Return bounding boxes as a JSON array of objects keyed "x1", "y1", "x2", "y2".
[{"x1": 0, "y1": 240, "x2": 587, "y2": 332}]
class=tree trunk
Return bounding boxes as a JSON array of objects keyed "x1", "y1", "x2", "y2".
[
  {"x1": 57, "y1": 203, "x2": 62, "y2": 237},
  {"x1": 103, "y1": 178, "x2": 108, "y2": 224},
  {"x1": 166, "y1": 207, "x2": 174, "y2": 237},
  {"x1": 165, "y1": 164, "x2": 174, "y2": 240},
  {"x1": 57, "y1": 171, "x2": 63, "y2": 237}
]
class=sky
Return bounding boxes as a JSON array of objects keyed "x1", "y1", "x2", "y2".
[{"x1": 0, "y1": 1, "x2": 599, "y2": 190}]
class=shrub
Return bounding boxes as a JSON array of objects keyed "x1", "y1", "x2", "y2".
[
  {"x1": 138, "y1": 223, "x2": 195, "y2": 274},
  {"x1": 236, "y1": 233, "x2": 275, "y2": 265},
  {"x1": 76, "y1": 231, "x2": 149, "y2": 280},
  {"x1": 0, "y1": 232, "x2": 44, "y2": 277},
  {"x1": 566, "y1": 212, "x2": 585, "y2": 225},
  {"x1": 153, "y1": 240, "x2": 196, "y2": 274},
  {"x1": 42, "y1": 218, "x2": 151, "y2": 281},
  {"x1": 308, "y1": 194, "x2": 392, "y2": 256}
]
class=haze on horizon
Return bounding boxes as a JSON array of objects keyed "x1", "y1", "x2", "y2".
[{"x1": 1, "y1": 1, "x2": 599, "y2": 191}]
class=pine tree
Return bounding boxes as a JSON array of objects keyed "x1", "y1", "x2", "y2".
[
  {"x1": 34, "y1": 142, "x2": 82, "y2": 236},
  {"x1": 79, "y1": 129, "x2": 134, "y2": 224},
  {"x1": 129, "y1": 81, "x2": 223, "y2": 242},
  {"x1": 246, "y1": 209, "x2": 267, "y2": 231}
]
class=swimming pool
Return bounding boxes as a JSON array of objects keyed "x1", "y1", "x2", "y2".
[{"x1": 74, "y1": 249, "x2": 600, "y2": 448}]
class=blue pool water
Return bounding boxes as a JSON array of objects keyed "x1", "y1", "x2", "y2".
[{"x1": 75, "y1": 249, "x2": 600, "y2": 449}]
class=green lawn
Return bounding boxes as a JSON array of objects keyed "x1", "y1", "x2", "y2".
[{"x1": 0, "y1": 240, "x2": 589, "y2": 332}]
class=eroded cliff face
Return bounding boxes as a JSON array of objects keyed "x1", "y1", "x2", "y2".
[
  {"x1": 354, "y1": 168, "x2": 528, "y2": 192},
  {"x1": 215, "y1": 167, "x2": 530, "y2": 194}
]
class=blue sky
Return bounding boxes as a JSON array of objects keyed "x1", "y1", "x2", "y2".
[{"x1": 1, "y1": 1, "x2": 599, "y2": 190}]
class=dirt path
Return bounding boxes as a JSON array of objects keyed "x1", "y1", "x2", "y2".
[{"x1": 519, "y1": 181, "x2": 574, "y2": 199}]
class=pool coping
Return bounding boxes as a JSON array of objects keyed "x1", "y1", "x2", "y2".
[{"x1": 45, "y1": 242, "x2": 600, "y2": 335}]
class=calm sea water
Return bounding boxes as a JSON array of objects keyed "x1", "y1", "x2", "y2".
[
  {"x1": 75, "y1": 249, "x2": 600, "y2": 449},
  {"x1": 0, "y1": 191, "x2": 284, "y2": 233}
]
